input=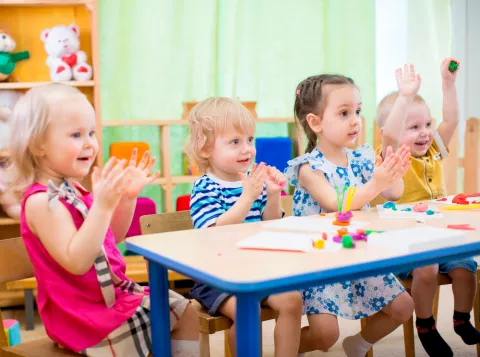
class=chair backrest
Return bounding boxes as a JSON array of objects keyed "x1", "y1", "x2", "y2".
[
  {"x1": 281, "y1": 195, "x2": 293, "y2": 217},
  {"x1": 140, "y1": 210, "x2": 193, "y2": 235},
  {"x1": 0, "y1": 237, "x2": 34, "y2": 284}
]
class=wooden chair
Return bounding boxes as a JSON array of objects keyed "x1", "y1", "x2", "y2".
[
  {"x1": 3, "y1": 254, "x2": 169, "y2": 331},
  {"x1": 362, "y1": 272, "x2": 480, "y2": 357},
  {"x1": 140, "y1": 208, "x2": 285, "y2": 357},
  {"x1": 0, "y1": 237, "x2": 78, "y2": 356}
]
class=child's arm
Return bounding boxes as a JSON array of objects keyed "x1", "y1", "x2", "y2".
[
  {"x1": 110, "y1": 149, "x2": 160, "y2": 243},
  {"x1": 25, "y1": 158, "x2": 131, "y2": 275},
  {"x1": 381, "y1": 65, "x2": 421, "y2": 158},
  {"x1": 262, "y1": 166, "x2": 285, "y2": 221},
  {"x1": 437, "y1": 57, "x2": 460, "y2": 147},
  {"x1": 214, "y1": 163, "x2": 267, "y2": 226},
  {"x1": 298, "y1": 147, "x2": 410, "y2": 212}
]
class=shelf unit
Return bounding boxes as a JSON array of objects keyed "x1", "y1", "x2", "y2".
[
  {"x1": 103, "y1": 105, "x2": 304, "y2": 212},
  {"x1": 0, "y1": 0, "x2": 100, "y2": 234}
]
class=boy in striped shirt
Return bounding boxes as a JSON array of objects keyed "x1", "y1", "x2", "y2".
[{"x1": 185, "y1": 97, "x2": 303, "y2": 357}]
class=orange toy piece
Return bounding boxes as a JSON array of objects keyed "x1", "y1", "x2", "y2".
[
  {"x1": 110, "y1": 142, "x2": 150, "y2": 165},
  {"x1": 337, "y1": 229, "x2": 348, "y2": 236},
  {"x1": 319, "y1": 212, "x2": 326, "y2": 216}
]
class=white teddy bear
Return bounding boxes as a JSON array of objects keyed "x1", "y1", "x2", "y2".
[{"x1": 40, "y1": 24, "x2": 93, "y2": 82}]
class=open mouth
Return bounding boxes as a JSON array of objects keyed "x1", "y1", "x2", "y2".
[
  {"x1": 348, "y1": 131, "x2": 358, "y2": 138},
  {"x1": 237, "y1": 158, "x2": 250, "y2": 164},
  {"x1": 415, "y1": 141, "x2": 428, "y2": 147},
  {"x1": 77, "y1": 157, "x2": 91, "y2": 162}
]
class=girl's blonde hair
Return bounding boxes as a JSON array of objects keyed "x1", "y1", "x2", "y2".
[
  {"x1": 185, "y1": 97, "x2": 256, "y2": 172},
  {"x1": 7, "y1": 83, "x2": 88, "y2": 199}
]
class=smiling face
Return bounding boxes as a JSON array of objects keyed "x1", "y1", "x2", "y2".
[
  {"x1": 207, "y1": 124, "x2": 256, "y2": 182},
  {"x1": 37, "y1": 96, "x2": 98, "y2": 181},
  {"x1": 399, "y1": 101, "x2": 433, "y2": 157}
]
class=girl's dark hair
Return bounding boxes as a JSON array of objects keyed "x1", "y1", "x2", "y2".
[{"x1": 294, "y1": 74, "x2": 356, "y2": 152}]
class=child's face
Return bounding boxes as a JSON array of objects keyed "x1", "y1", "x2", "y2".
[
  {"x1": 319, "y1": 85, "x2": 362, "y2": 148},
  {"x1": 399, "y1": 102, "x2": 432, "y2": 157},
  {"x1": 40, "y1": 98, "x2": 98, "y2": 180},
  {"x1": 207, "y1": 125, "x2": 256, "y2": 181}
]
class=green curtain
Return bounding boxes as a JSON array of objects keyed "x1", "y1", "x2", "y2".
[{"x1": 98, "y1": 0, "x2": 376, "y2": 211}]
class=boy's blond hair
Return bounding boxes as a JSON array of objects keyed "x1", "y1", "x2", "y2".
[
  {"x1": 376, "y1": 91, "x2": 428, "y2": 129},
  {"x1": 185, "y1": 97, "x2": 256, "y2": 172},
  {"x1": 7, "y1": 83, "x2": 88, "y2": 199}
]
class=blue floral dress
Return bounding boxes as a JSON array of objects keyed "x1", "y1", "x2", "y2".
[{"x1": 284, "y1": 144, "x2": 405, "y2": 319}]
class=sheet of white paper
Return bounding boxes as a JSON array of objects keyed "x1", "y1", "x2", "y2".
[
  {"x1": 236, "y1": 231, "x2": 342, "y2": 253},
  {"x1": 367, "y1": 226, "x2": 467, "y2": 254},
  {"x1": 376, "y1": 204, "x2": 443, "y2": 219},
  {"x1": 261, "y1": 216, "x2": 369, "y2": 233},
  {"x1": 429, "y1": 195, "x2": 480, "y2": 205}
]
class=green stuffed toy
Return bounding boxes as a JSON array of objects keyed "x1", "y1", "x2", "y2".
[{"x1": 0, "y1": 30, "x2": 30, "y2": 81}]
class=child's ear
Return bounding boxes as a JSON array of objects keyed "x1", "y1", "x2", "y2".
[
  {"x1": 199, "y1": 145, "x2": 211, "y2": 159},
  {"x1": 306, "y1": 113, "x2": 322, "y2": 133}
]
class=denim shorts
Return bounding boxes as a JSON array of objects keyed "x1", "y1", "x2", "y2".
[{"x1": 397, "y1": 257, "x2": 477, "y2": 281}]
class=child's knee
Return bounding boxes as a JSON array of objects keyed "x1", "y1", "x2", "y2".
[
  {"x1": 310, "y1": 326, "x2": 339, "y2": 350},
  {"x1": 412, "y1": 265, "x2": 438, "y2": 284},
  {"x1": 277, "y1": 291, "x2": 303, "y2": 316},
  {"x1": 389, "y1": 292, "x2": 414, "y2": 324}
]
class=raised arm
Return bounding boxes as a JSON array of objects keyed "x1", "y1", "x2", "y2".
[
  {"x1": 437, "y1": 57, "x2": 460, "y2": 147},
  {"x1": 381, "y1": 64, "x2": 421, "y2": 158}
]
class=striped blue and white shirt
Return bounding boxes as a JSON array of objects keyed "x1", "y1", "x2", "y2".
[{"x1": 190, "y1": 172, "x2": 267, "y2": 229}]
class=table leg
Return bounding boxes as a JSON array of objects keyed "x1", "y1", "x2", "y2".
[
  {"x1": 24, "y1": 289, "x2": 35, "y2": 331},
  {"x1": 236, "y1": 295, "x2": 261, "y2": 357},
  {"x1": 148, "y1": 261, "x2": 171, "y2": 357}
]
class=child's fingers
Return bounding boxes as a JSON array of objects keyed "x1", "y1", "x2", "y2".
[
  {"x1": 91, "y1": 166, "x2": 100, "y2": 186},
  {"x1": 138, "y1": 150, "x2": 150, "y2": 170},
  {"x1": 252, "y1": 163, "x2": 266, "y2": 180},
  {"x1": 129, "y1": 148, "x2": 138, "y2": 167},
  {"x1": 101, "y1": 157, "x2": 117, "y2": 179},
  {"x1": 144, "y1": 156, "x2": 157, "y2": 174},
  {"x1": 409, "y1": 64, "x2": 415, "y2": 78},
  {"x1": 148, "y1": 170, "x2": 161, "y2": 183},
  {"x1": 106, "y1": 159, "x2": 127, "y2": 182},
  {"x1": 383, "y1": 153, "x2": 399, "y2": 172},
  {"x1": 110, "y1": 169, "x2": 129, "y2": 192},
  {"x1": 238, "y1": 172, "x2": 247, "y2": 182}
]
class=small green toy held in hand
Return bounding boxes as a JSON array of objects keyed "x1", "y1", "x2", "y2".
[
  {"x1": 0, "y1": 30, "x2": 30, "y2": 81},
  {"x1": 448, "y1": 60, "x2": 459, "y2": 73}
]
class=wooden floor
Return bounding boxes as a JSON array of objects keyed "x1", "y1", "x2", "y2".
[{"x1": 3, "y1": 285, "x2": 480, "y2": 356}]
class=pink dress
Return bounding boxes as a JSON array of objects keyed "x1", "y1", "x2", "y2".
[{"x1": 20, "y1": 183, "x2": 148, "y2": 352}]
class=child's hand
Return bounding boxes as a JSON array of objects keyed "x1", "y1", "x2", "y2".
[
  {"x1": 122, "y1": 148, "x2": 161, "y2": 200},
  {"x1": 265, "y1": 165, "x2": 286, "y2": 196},
  {"x1": 441, "y1": 57, "x2": 459, "y2": 86},
  {"x1": 239, "y1": 162, "x2": 267, "y2": 201},
  {"x1": 91, "y1": 157, "x2": 131, "y2": 212},
  {"x1": 396, "y1": 64, "x2": 421, "y2": 98},
  {"x1": 372, "y1": 145, "x2": 411, "y2": 191}
]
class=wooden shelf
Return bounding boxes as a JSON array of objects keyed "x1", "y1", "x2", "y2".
[
  {"x1": 0, "y1": 0, "x2": 89, "y2": 6},
  {"x1": 102, "y1": 117, "x2": 294, "y2": 127},
  {"x1": 172, "y1": 175, "x2": 201, "y2": 184},
  {"x1": 0, "y1": 80, "x2": 94, "y2": 90}
]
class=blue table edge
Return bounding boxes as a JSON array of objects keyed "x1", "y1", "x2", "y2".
[{"x1": 126, "y1": 239, "x2": 480, "y2": 296}]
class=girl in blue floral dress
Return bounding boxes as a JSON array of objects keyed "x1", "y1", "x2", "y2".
[{"x1": 285, "y1": 75, "x2": 414, "y2": 357}]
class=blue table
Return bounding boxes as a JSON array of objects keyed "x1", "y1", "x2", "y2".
[{"x1": 126, "y1": 209, "x2": 480, "y2": 357}]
